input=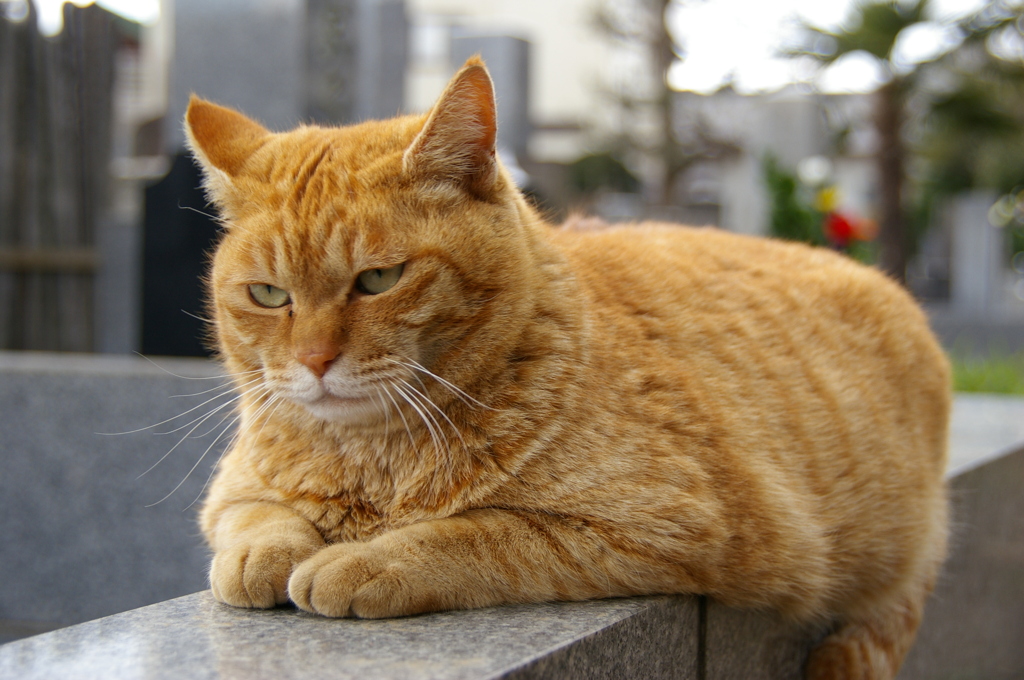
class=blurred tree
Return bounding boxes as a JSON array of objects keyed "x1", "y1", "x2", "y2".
[
  {"x1": 792, "y1": 0, "x2": 932, "y2": 285},
  {"x1": 911, "y1": 0, "x2": 1024, "y2": 268},
  {"x1": 591, "y1": 0, "x2": 738, "y2": 207},
  {"x1": 568, "y1": 152, "x2": 641, "y2": 195},
  {"x1": 916, "y1": 1, "x2": 1024, "y2": 246}
]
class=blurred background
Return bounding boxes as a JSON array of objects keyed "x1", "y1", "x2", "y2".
[{"x1": 2, "y1": 0, "x2": 1024, "y2": 383}]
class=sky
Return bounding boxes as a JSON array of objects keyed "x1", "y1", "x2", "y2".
[
  {"x1": 19, "y1": 0, "x2": 996, "y2": 93},
  {"x1": 666, "y1": 0, "x2": 992, "y2": 93},
  {"x1": 21, "y1": 0, "x2": 159, "y2": 35}
]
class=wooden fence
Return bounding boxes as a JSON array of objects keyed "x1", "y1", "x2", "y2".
[{"x1": 0, "y1": 3, "x2": 118, "y2": 351}]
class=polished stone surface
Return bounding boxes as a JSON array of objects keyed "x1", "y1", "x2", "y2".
[
  {"x1": 502, "y1": 596, "x2": 698, "y2": 680},
  {"x1": 0, "y1": 592, "x2": 697, "y2": 680}
]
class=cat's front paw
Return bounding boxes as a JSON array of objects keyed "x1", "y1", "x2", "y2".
[
  {"x1": 288, "y1": 541, "x2": 435, "y2": 618},
  {"x1": 210, "y1": 537, "x2": 323, "y2": 609}
]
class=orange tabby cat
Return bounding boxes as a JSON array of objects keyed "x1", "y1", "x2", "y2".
[{"x1": 186, "y1": 58, "x2": 949, "y2": 679}]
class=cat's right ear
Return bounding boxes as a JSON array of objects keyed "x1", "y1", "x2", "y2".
[{"x1": 184, "y1": 96, "x2": 270, "y2": 208}]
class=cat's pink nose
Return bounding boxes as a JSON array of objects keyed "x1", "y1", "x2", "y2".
[{"x1": 295, "y1": 345, "x2": 340, "y2": 378}]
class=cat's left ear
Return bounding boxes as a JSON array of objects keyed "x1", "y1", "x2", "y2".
[
  {"x1": 184, "y1": 96, "x2": 271, "y2": 208},
  {"x1": 403, "y1": 57, "x2": 499, "y2": 199}
]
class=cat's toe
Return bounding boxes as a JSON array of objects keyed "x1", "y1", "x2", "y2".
[
  {"x1": 288, "y1": 549, "x2": 352, "y2": 616},
  {"x1": 211, "y1": 542, "x2": 299, "y2": 609},
  {"x1": 349, "y1": 567, "x2": 426, "y2": 619},
  {"x1": 289, "y1": 543, "x2": 394, "y2": 617}
]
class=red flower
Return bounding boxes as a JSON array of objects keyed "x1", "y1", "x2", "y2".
[{"x1": 824, "y1": 212, "x2": 856, "y2": 248}]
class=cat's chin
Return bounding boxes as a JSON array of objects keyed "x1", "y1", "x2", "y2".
[{"x1": 297, "y1": 394, "x2": 382, "y2": 425}]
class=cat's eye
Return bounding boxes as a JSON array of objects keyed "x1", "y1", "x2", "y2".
[
  {"x1": 356, "y1": 264, "x2": 404, "y2": 295},
  {"x1": 248, "y1": 283, "x2": 291, "y2": 308}
]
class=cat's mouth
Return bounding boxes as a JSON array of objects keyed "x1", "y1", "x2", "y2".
[
  {"x1": 315, "y1": 393, "x2": 371, "y2": 407},
  {"x1": 295, "y1": 389, "x2": 381, "y2": 423}
]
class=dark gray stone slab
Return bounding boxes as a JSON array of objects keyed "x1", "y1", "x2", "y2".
[
  {"x1": 0, "y1": 592, "x2": 698, "y2": 680},
  {"x1": 705, "y1": 600, "x2": 824, "y2": 680},
  {"x1": 899, "y1": 444, "x2": 1024, "y2": 680},
  {"x1": 0, "y1": 352, "x2": 222, "y2": 634}
]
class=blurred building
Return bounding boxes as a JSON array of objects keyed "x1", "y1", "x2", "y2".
[{"x1": 3, "y1": 0, "x2": 1022, "y2": 357}]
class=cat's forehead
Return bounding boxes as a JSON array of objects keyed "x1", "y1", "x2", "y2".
[
  {"x1": 227, "y1": 198, "x2": 408, "y2": 271},
  {"x1": 219, "y1": 172, "x2": 416, "y2": 290},
  {"x1": 229, "y1": 119, "x2": 417, "y2": 228},
  {"x1": 276, "y1": 116, "x2": 422, "y2": 188}
]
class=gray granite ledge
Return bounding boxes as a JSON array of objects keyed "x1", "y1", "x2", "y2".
[
  {"x1": 0, "y1": 593, "x2": 701, "y2": 680},
  {"x1": 0, "y1": 351, "x2": 222, "y2": 378}
]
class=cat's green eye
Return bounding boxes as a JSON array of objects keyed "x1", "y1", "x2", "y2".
[
  {"x1": 248, "y1": 283, "x2": 291, "y2": 308},
  {"x1": 356, "y1": 263, "x2": 404, "y2": 295}
]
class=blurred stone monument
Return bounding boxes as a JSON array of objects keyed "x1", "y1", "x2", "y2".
[{"x1": 950, "y1": 192, "x2": 1003, "y2": 313}]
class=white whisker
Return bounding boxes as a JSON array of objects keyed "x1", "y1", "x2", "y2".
[
  {"x1": 184, "y1": 394, "x2": 284, "y2": 511},
  {"x1": 392, "y1": 379, "x2": 446, "y2": 455},
  {"x1": 136, "y1": 393, "x2": 245, "y2": 479},
  {"x1": 380, "y1": 382, "x2": 418, "y2": 453},
  {"x1": 136, "y1": 379, "x2": 268, "y2": 480},
  {"x1": 169, "y1": 374, "x2": 262, "y2": 399},
  {"x1": 372, "y1": 384, "x2": 392, "y2": 432},
  {"x1": 133, "y1": 353, "x2": 262, "y2": 381},
  {"x1": 399, "y1": 378, "x2": 468, "y2": 451},
  {"x1": 192, "y1": 409, "x2": 237, "y2": 439},
  {"x1": 385, "y1": 356, "x2": 493, "y2": 410},
  {"x1": 147, "y1": 411, "x2": 242, "y2": 508},
  {"x1": 249, "y1": 394, "x2": 284, "y2": 444},
  {"x1": 152, "y1": 392, "x2": 243, "y2": 436},
  {"x1": 98, "y1": 376, "x2": 262, "y2": 436},
  {"x1": 153, "y1": 378, "x2": 265, "y2": 435}
]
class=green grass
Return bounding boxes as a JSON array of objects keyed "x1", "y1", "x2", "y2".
[{"x1": 951, "y1": 351, "x2": 1024, "y2": 394}]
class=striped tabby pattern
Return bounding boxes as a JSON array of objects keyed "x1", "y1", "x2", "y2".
[{"x1": 187, "y1": 58, "x2": 949, "y2": 680}]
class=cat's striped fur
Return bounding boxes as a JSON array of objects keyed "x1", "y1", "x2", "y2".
[{"x1": 187, "y1": 58, "x2": 949, "y2": 679}]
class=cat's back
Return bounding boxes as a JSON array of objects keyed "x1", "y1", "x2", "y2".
[
  {"x1": 545, "y1": 222, "x2": 950, "y2": 473},
  {"x1": 548, "y1": 223, "x2": 941, "y2": 370},
  {"x1": 549, "y1": 222, "x2": 906, "y2": 328}
]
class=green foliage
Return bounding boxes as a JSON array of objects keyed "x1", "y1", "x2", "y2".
[
  {"x1": 917, "y1": 72, "x2": 1024, "y2": 199},
  {"x1": 1012, "y1": 225, "x2": 1024, "y2": 258},
  {"x1": 951, "y1": 351, "x2": 1024, "y2": 394},
  {"x1": 792, "y1": 0, "x2": 929, "y2": 65},
  {"x1": 762, "y1": 154, "x2": 825, "y2": 246},
  {"x1": 909, "y1": 5, "x2": 1024, "y2": 257},
  {"x1": 568, "y1": 152, "x2": 640, "y2": 195},
  {"x1": 794, "y1": 0, "x2": 1024, "y2": 271}
]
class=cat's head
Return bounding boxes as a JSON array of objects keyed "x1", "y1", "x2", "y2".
[{"x1": 185, "y1": 58, "x2": 542, "y2": 427}]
